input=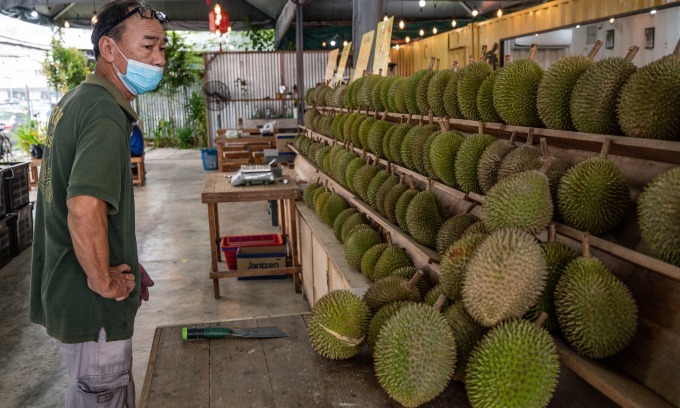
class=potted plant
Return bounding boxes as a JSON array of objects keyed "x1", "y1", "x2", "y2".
[{"x1": 14, "y1": 120, "x2": 46, "y2": 158}]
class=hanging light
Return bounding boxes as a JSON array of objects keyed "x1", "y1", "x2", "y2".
[
  {"x1": 90, "y1": 0, "x2": 97, "y2": 25},
  {"x1": 419, "y1": 29, "x2": 424, "y2": 36},
  {"x1": 64, "y1": 20, "x2": 70, "y2": 28},
  {"x1": 419, "y1": 0, "x2": 426, "y2": 7},
  {"x1": 497, "y1": 6, "x2": 503, "y2": 18},
  {"x1": 650, "y1": 9, "x2": 657, "y2": 15},
  {"x1": 322, "y1": 41, "x2": 327, "y2": 47},
  {"x1": 330, "y1": 40, "x2": 336, "y2": 46},
  {"x1": 383, "y1": 14, "x2": 389, "y2": 22},
  {"x1": 399, "y1": 19, "x2": 405, "y2": 29},
  {"x1": 343, "y1": 40, "x2": 348, "y2": 47},
  {"x1": 471, "y1": 6, "x2": 479, "y2": 17},
  {"x1": 432, "y1": 27, "x2": 438, "y2": 34},
  {"x1": 451, "y1": 19, "x2": 457, "y2": 28},
  {"x1": 405, "y1": 36, "x2": 410, "y2": 43},
  {"x1": 576, "y1": 24, "x2": 580, "y2": 28},
  {"x1": 609, "y1": 17, "x2": 615, "y2": 24},
  {"x1": 30, "y1": 7, "x2": 38, "y2": 18},
  {"x1": 209, "y1": 3, "x2": 231, "y2": 37},
  {"x1": 395, "y1": 44, "x2": 400, "y2": 50}
]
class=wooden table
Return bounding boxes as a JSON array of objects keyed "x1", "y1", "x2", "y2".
[
  {"x1": 201, "y1": 173, "x2": 301, "y2": 299},
  {"x1": 139, "y1": 314, "x2": 615, "y2": 408}
]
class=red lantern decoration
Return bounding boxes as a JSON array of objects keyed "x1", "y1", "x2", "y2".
[{"x1": 209, "y1": 4, "x2": 230, "y2": 36}]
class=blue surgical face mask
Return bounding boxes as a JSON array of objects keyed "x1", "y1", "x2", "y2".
[{"x1": 111, "y1": 40, "x2": 163, "y2": 95}]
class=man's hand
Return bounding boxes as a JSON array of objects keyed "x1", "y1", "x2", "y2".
[
  {"x1": 86, "y1": 263, "x2": 135, "y2": 301},
  {"x1": 139, "y1": 263, "x2": 154, "y2": 307}
]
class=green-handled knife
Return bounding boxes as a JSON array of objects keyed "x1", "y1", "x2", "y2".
[{"x1": 182, "y1": 326, "x2": 287, "y2": 340}]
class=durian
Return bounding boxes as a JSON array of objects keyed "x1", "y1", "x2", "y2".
[{"x1": 637, "y1": 168, "x2": 680, "y2": 266}]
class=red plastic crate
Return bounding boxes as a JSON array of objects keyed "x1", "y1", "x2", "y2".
[{"x1": 220, "y1": 234, "x2": 283, "y2": 270}]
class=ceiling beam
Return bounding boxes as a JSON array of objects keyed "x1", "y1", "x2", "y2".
[
  {"x1": 275, "y1": 0, "x2": 317, "y2": 48},
  {"x1": 52, "y1": 3, "x2": 75, "y2": 21},
  {"x1": 239, "y1": 0, "x2": 277, "y2": 19}
]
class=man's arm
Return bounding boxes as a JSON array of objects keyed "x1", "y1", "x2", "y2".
[{"x1": 67, "y1": 196, "x2": 134, "y2": 301}]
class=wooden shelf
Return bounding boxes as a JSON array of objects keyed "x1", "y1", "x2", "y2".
[
  {"x1": 299, "y1": 126, "x2": 680, "y2": 284},
  {"x1": 313, "y1": 107, "x2": 680, "y2": 166},
  {"x1": 554, "y1": 338, "x2": 674, "y2": 408},
  {"x1": 293, "y1": 133, "x2": 677, "y2": 408},
  {"x1": 289, "y1": 144, "x2": 443, "y2": 280}
]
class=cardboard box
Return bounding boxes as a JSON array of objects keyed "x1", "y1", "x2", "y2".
[
  {"x1": 276, "y1": 133, "x2": 297, "y2": 153},
  {"x1": 236, "y1": 244, "x2": 286, "y2": 270}
]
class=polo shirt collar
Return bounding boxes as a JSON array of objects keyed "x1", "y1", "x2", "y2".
[{"x1": 83, "y1": 74, "x2": 139, "y2": 122}]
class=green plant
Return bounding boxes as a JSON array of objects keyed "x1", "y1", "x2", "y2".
[
  {"x1": 242, "y1": 17, "x2": 275, "y2": 51},
  {"x1": 177, "y1": 127, "x2": 194, "y2": 149},
  {"x1": 13, "y1": 120, "x2": 46, "y2": 154},
  {"x1": 42, "y1": 30, "x2": 92, "y2": 93},
  {"x1": 152, "y1": 119, "x2": 177, "y2": 148},
  {"x1": 185, "y1": 91, "x2": 208, "y2": 148},
  {"x1": 155, "y1": 32, "x2": 203, "y2": 94}
]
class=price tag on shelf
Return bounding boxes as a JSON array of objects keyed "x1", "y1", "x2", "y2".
[
  {"x1": 352, "y1": 30, "x2": 375, "y2": 82},
  {"x1": 324, "y1": 48, "x2": 340, "y2": 83},
  {"x1": 333, "y1": 42, "x2": 352, "y2": 86},
  {"x1": 373, "y1": 17, "x2": 393, "y2": 76}
]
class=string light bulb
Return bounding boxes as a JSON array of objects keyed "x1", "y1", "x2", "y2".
[
  {"x1": 343, "y1": 40, "x2": 348, "y2": 47},
  {"x1": 609, "y1": 17, "x2": 615, "y2": 24},
  {"x1": 471, "y1": 6, "x2": 479, "y2": 17},
  {"x1": 497, "y1": 6, "x2": 503, "y2": 18},
  {"x1": 650, "y1": 9, "x2": 657, "y2": 15},
  {"x1": 91, "y1": 11, "x2": 98, "y2": 24},
  {"x1": 451, "y1": 19, "x2": 457, "y2": 28},
  {"x1": 419, "y1": 29, "x2": 424, "y2": 36},
  {"x1": 64, "y1": 20, "x2": 70, "y2": 28},
  {"x1": 399, "y1": 19, "x2": 405, "y2": 29},
  {"x1": 396, "y1": 44, "x2": 400, "y2": 50},
  {"x1": 31, "y1": 7, "x2": 38, "y2": 18},
  {"x1": 330, "y1": 40, "x2": 336, "y2": 46},
  {"x1": 432, "y1": 27, "x2": 437, "y2": 34},
  {"x1": 405, "y1": 36, "x2": 410, "y2": 43},
  {"x1": 384, "y1": 14, "x2": 389, "y2": 22},
  {"x1": 419, "y1": 0, "x2": 426, "y2": 8},
  {"x1": 322, "y1": 41, "x2": 327, "y2": 47}
]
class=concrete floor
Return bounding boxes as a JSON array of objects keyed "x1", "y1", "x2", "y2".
[{"x1": 0, "y1": 149, "x2": 311, "y2": 407}]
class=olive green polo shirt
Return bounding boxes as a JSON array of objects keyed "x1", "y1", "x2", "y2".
[{"x1": 30, "y1": 74, "x2": 140, "y2": 343}]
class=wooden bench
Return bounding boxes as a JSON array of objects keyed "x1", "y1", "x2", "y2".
[{"x1": 131, "y1": 154, "x2": 145, "y2": 186}]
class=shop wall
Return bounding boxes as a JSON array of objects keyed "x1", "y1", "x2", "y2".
[
  {"x1": 204, "y1": 50, "x2": 329, "y2": 139},
  {"x1": 390, "y1": 0, "x2": 674, "y2": 73}
]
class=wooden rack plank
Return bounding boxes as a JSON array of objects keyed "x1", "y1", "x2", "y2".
[
  {"x1": 289, "y1": 144, "x2": 442, "y2": 274},
  {"x1": 555, "y1": 224, "x2": 680, "y2": 283},
  {"x1": 314, "y1": 107, "x2": 680, "y2": 166},
  {"x1": 298, "y1": 126, "x2": 680, "y2": 283},
  {"x1": 554, "y1": 338, "x2": 674, "y2": 408}
]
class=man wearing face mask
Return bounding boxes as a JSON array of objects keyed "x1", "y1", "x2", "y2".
[{"x1": 29, "y1": 1, "x2": 167, "y2": 406}]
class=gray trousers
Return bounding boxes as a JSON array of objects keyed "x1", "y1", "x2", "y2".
[{"x1": 60, "y1": 328, "x2": 135, "y2": 408}]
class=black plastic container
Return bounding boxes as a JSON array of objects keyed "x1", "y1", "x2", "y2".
[
  {"x1": 9, "y1": 202, "x2": 33, "y2": 257},
  {"x1": 0, "y1": 162, "x2": 30, "y2": 213},
  {"x1": 0, "y1": 213, "x2": 14, "y2": 269}
]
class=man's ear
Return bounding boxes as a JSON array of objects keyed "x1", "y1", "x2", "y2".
[{"x1": 99, "y1": 37, "x2": 116, "y2": 63}]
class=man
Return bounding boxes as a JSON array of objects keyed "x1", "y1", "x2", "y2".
[{"x1": 30, "y1": 1, "x2": 166, "y2": 406}]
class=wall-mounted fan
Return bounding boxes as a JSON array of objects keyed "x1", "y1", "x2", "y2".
[{"x1": 204, "y1": 80, "x2": 231, "y2": 111}]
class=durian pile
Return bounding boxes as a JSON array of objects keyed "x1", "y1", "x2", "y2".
[
  {"x1": 304, "y1": 40, "x2": 680, "y2": 141},
  {"x1": 295, "y1": 133, "x2": 647, "y2": 407}
]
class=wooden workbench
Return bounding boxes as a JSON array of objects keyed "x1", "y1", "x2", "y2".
[
  {"x1": 140, "y1": 314, "x2": 618, "y2": 408},
  {"x1": 201, "y1": 173, "x2": 301, "y2": 299}
]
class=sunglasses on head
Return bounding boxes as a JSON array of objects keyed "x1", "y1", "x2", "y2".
[{"x1": 101, "y1": 6, "x2": 169, "y2": 36}]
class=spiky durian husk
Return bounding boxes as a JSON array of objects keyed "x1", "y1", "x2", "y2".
[
  {"x1": 374, "y1": 175, "x2": 400, "y2": 216},
  {"x1": 570, "y1": 57, "x2": 636, "y2": 135},
  {"x1": 455, "y1": 133, "x2": 496, "y2": 193},
  {"x1": 416, "y1": 70, "x2": 437, "y2": 115},
  {"x1": 365, "y1": 170, "x2": 390, "y2": 206},
  {"x1": 363, "y1": 276, "x2": 422, "y2": 312},
  {"x1": 384, "y1": 183, "x2": 408, "y2": 224},
  {"x1": 371, "y1": 246, "x2": 414, "y2": 281},
  {"x1": 308, "y1": 290, "x2": 371, "y2": 360},
  {"x1": 444, "y1": 302, "x2": 486, "y2": 382},
  {"x1": 405, "y1": 191, "x2": 444, "y2": 248},
  {"x1": 405, "y1": 69, "x2": 432, "y2": 114},
  {"x1": 525, "y1": 241, "x2": 579, "y2": 333},
  {"x1": 321, "y1": 193, "x2": 349, "y2": 226},
  {"x1": 466, "y1": 320, "x2": 559, "y2": 407},
  {"x1": 430, "y1": 130, "x2": 466, "y2": 188},
  {"x1": 366, "y1": 120, "x2": 392, "y2": 157},
  {"x1": 557, "y1": 157, "x2": 630, "y2": 235},
  {"x1": 463, "y1": 229, "x2": 547, "y2": 327},
  {"x1": 332, "y1": 208, "x2": 358, "y2": 241},
  {"x1": 374, "y1": 303, "x2": 455, "y2": 408},
  {"x1": 443, "y1": 72, "x2": 463, "y2": 118},
  {"x1": 482, "y1": 170, "x2": 554, "y2": 235},
  {"x1": 457, "y1": 61, "x2": 493, "y2": 121},
  {"x1": 637, "y1": 168, "x2": 680, "y2": 266},
  {"x1": 436, "y1": 214, "x2": 480, "y2": 256},
  {"x1": 493, "y1": 60, "x2": 544, "y2": 127},
  {"x1": 410, "y1": 124, "x2": 440, "y2": 174},
  {"x1": 428, "y1": 70, "x2": 454, "y2": 117},
  {"x1": 360, "y1": 243, "x2": 389, "y2": 279},
  {"x1": 344, "y1": 227, "x2": 383, "y2": 270},
  {"x1": 476, "y1": 70, "x2": 503, "y2": 124},
  {"x1": 439, "y1": 232, "x2": 486, "y2": 302},
  {"x1": 388, "y1": 124, "x2": 414, "y2": 166},
  {"x1": 537, "y1": 55, "x2": 592, "y2": 131},
  {"x1": 617, "y1": 54, "x2": 680, "y2": 140},
  {"x1": 477, "y1": 139, "x2": 517, "y2": 194},
  {"x1": 366, "y1": 300, "x2": 413, "y2": 352},
  {"x1": 555, "y1": 257, "x2": 638, "y2": 359}
]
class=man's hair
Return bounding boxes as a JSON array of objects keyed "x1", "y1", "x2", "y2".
[{"x1": 91, "y1": 0, "x2": 147, "y2": 60}]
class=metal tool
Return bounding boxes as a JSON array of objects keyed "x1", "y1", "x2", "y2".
[{"x1": 182, "y1": 326, "x2": 287, "y2": 340}]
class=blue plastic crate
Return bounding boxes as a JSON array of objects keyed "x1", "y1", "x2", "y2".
[{"x1": 201, "y1": 148, "x2": 218, "y2": 171}]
